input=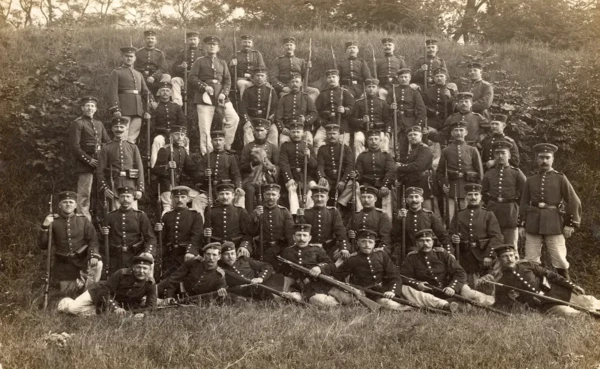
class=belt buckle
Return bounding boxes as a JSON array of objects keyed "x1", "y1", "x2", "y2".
[
  {"x1": 330, "y1": 113, "x2": 336, "y2": 117},
  {"x1": 538, "y1": 202, "x2": 547, "y2": 209},
  {"x1": 144, "y1": 71, "x2": 150, "y2": 76},
  {"x1": 497, "y1": 197, "x2": 505, "y2": 203},
  {"x1": 458, "y1": 172, "x2": 464, "y2": 178},
  {"x1": 295, "y1": 168, "x2": 301, "y2": 172},
  {"x1": 96, "y1": 145, "x2": 102, "y2": 151},
  {"x1": 388, "y1": 77, "x2": 393, "y2": 82},
  {"x1": 119, "y1": 171, "x2": 127, "y2": 177},
  {"x1": 332, "y1": 169, "x2": 338, "y2": 174},
  {"x1": 244, "y1": 73, "x2": 251, "y2": 78},
  {"x1": 352, "y1": 80, "x2": 357, "y2": 85},
  {"x1": 257, "y1": 110, "x2": 263, "y2": 115},
  {"x1": 469, "y1": 242, "x2": 477, "y2": 248}
]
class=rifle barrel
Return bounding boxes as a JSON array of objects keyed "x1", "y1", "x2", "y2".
[{"x1": 43, "y1": 195, "x2": 53, "y2": 310}]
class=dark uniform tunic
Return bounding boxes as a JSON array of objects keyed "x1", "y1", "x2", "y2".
[
  {"x1": 280, "y1": 140, "x2": 317, "y2": 184},
  {"x1": 239, "y1": 84, "x2": 278, "y2": 122},
  {"x1": 171, "y1": 46, "x2": 202, "y2": 79},
  {"x1": 316, "y1": 142, "x2": 354, "y2": 191},
  {"x1": 518, "y1": 170, "x2": 582, "y2": 235},
  {"x1": 275, "y1": 91, "x2": 318, "y2": 131},
  {"x1": 205, "y1": 204, "x2": 252, "y2": 248},
  {"x1": 431, "y1": 112, "x2": 488, "y2": 144},
  {"x1": 188, "y1": 56, "x2": 232, "y2": 105},
  {"x1": 436, "y1": 142, "x2": 484, "y2": 198},
  {"x1": 386, "y1": 85, "x2": 427, "y2": 131},
  {"x1": 68, "y1": 116, "x2": 110, "y2": 174},
  {"x1": 134, "y1": 47, "x2": 169, "y2": 82},
  {"x1": 333, "y1": 250, "x2": 401, "y2": 294},
  {"x1": 196, "y1": 150, "x2": 242, "y2": 191},
  {"x1": 337, "y1": 57, "x2": 373, "y2": 97},
  {"x1": 162, "y1": 260, "x2": 226, "y2": 298},
  {"x1": 107, "y1": 66, "x2": 152, "y2": 116},
  {"x1": 400, "y1": 249, "x2": 467, "y2": 293},
  {"x1": 270, "y1": 54, "x2": 307, "y2": 95},
  {"x1": 97, "y1": 139, "x2": 145, "y2": 193},
  {"x1": 391, "y1": 208, "x2": 451, "y2": 254},
  {"x1": 161, "y1": 208, "x2": 204, "y2": 272},
  {"x1": 280, "y1": 244, "x2": 336, "y2": 297},
  {"x1": 423, "y1": 85, "x2": 455, "y2": 130},
  {"x1": 350, "y1": 95, "x2": 391, "y2": 134},
  {"x1": 104, "y1": 208, "x2": 157, "y2": 273},
  {"x1": 152, "y1": 101, "x2": 186, "y2": 134},
  {"x1": 372, "y1": 54, "x2": 407, "y2": 91},
  {"x1": 482, "y1": 165, "x2": 527, "y2": 229},
  {"x1": 89, "y1": 268, "x2": 157, "y2": 311},
  {"x1": 449, "y1": 204, "x2": 503, "y2": 273},
  {"x1": 240, "y1": 140, "x2": 280, "y2": 175},
  {"x1": 480, "y1": 133, "x2": 519, "y2": 168},
  {"x1": 396, "y1": 142, "x2": 434, "y2": 198},
  {"x1": 347, "y1": 208, "x2": 392, "y2": 255},
  {"x1": 250, "y1": 204, "x2": 294, "y2": 268},
  {"x1": 465, "y1": 79, "x2": 493, "y2": 119},
  {"x1": 411, "y1": 56, "x2": 447, "y2": 87},
  {"x1": 356, "y1": 149, "x2": 395, "y2": 189},
  {"x1": 38, "y1": 213, "x2": 100, "y2": 280},
  {"x1": 315, "y1": 86, "x2": 355, "y2": 132},
  {"x1": 303, "y1": 206, "x2": 350, "y2": 258},
  {"x1": 219, "y1": 257, "x2": 274, "y2": 299},
  {"x1": 233, "y1": 49, "x2": 266, "y2": 79},
  {"x1": 152, "y1": 143, "x2": 198, "y2": 191}
]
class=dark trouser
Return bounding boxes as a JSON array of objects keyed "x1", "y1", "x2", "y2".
[{"x1": 108, "y1": 248, "x2": 138, "y2": 274}]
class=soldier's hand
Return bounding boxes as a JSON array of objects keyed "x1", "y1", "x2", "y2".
[
  {"x1": 336, "y1": 181, "x2": 346, "y2": 193},
  {"x1": 250, "y1": 278, "x2": 263, "y2": 285},
  {"x1": 147, "y1": 76, "x2": 155, "y2": 84},
  {"x1": 518, "y1": 227, "x2": 526, "y2": 239},
  {"x1": 230, "y1": 58, "x2": 238, "y2": 66},
  {"x1": 296, "y1": 208, "x2": 305, "y2": 216},
  {"x1": 363, "y1": 115, "x2": 370, "y2": 123},
  {"x1": 573, "y1": 285, "x2": 585, "y2": 295},
  {"x1": 298, "y1": 115, "x2": 306, "y2": 123},
  {"x1": 563, "y1": 226, "x2": 575, "y2": 239},
  {"x1": 415, "y1": 282, "x2": 428, "y2": 291},
  {"x1": 282, "y1": 87, "x2": 291, "y2": 94},
  {"x1": 451, "y1": 234, "x2": 461, "y2": 244},
  {"x1": 348, "y1": 230, "x2": 356, "y2": 239},
  {"x1": 318, "y1": 177, "x2": 329, "y2": 187},
  {"x1": 238, "y1": 247, "x2": 250, "y2": 258},
  {"x1": 113, "y1": 111, "x2": 122, "y2": 118},
  {"x1": 217, "y1": 288, "x2": 228, "y2": 297},
  {"x1": 205, "y1": 168, "x2": 212, "y2": 177},
  {"x1": 143, "y1": 112, "x2": 151, "y2": 120},
  {"x1": 134, "y1": 190, "x2": 143, "y2": 200},
  {"x1": 348, "y1": 171, "x2": 357, "y2": 180},
  {"x1": 89, "y1": 258, "x2": 98, "y2": 268},
  {"x1": 281, "y1": 128, "x2": 291, "y2": 136},
  {"x1": 390, "y1": 102, "x2": 398, "y2": 110},
  {"x1": 105, "y1": 188, "x2": 115, "y2": 200},
  {"x1": 255, "y1": 205, "x2": 264, "y2": 216},
  {"x1": 184, "y1": 253, "x2": 195, "y2": 262},
  {"x1": 383, "y1": 291, "x2": 395, "y2": 299},
  {"x1": 114, "y1": 307, "x2": 127, "y2": 315},
  {"x1": 447, "y1": 83, "x2": 458, "y2": 91},
  {"x1": 42, "y1": 214, "x2": 55, "y2": 227},
  {"x1": 409, "y1": 83, "x2": 420, "y2": 90},
  {"x1": 485, "y1": 160, "x2": 496, "y2": 169},
  {"x1": 101, "y1": 226, "x2": 110, "y2": 236},
  {"x1": 339, "y1": 249, "x2": 350, "y2": 260},
  {"x1": 235, "y1": 187, "x2": 245, "y2": 197},
  {"x1": 420, "y1": 64, "x2": 428, "y2": 71},
  {"x1": 154, "y1": 223, "x2": 163, "y2": 232},
  {"x1": 309, "y1": 266, "x2": 322, "y2": 277},
  {"x1": 181, "y1": 61, "x2": 188, "y2": 69},
  {"x1": 508, "y1": 290, "x2": 519, "y2": 300},
  {"x1": 442, "y1": 287, "x2": 455, "y2": 296},
  {"x1": 168, "y1": 161, "x2": 177, "y2": 169},
  {"x1": 218, "y1": 93, "x2": 226, "y2": 103},
  {"x1": 337, "y1": 105, "x2": 345, "y2": 114},
  {"x1": 397, "y1": 208, "x2": 407, "y2": 218},
  {"x1": 307, "y1": 61, "x2": 313, "y2": 68},
  {"x1": 422, "y1": 127, "x2": 430, "y2": 135},
  {"x1": 442, "y1": 184, "x2": 450, "y2": 194},
  {"x1": 90, "y1": 159, "x2": 98, "y2": 168},
  {"x1": 164, "y1": 297, "x2": 177, "y2": 305},
  {"x1": 205, "y1": 86, "x2": 214, "y2": 95},
  {"x1": 483, "y1": 257, "x2": 493, "y2": 267},
  {"x1": 379, "y1": 187, "x2": 390, "y2": 197},
  {"x1": 286, "y1": 179, "x2": 297, "y2": 191},
  {"x1": 303, "y1": 147, "x2": 311, "y2": 156},
  {"x1": 151, "y1": 102, "x2": 159, "y2": 109},
  {"x1": 204, "y1": 228, "x2": 212, "y2": 237}
]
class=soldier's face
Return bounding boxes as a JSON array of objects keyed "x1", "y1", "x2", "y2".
[
  {"x1": 358, "y1": 238, "x2": 376, "y2": 254},
  {"x1": 241, "y1": 39, "x2": 253, "y2": 50},
  {"x1": 253, "y1": 72, "x2": 267, "y2": 85},
  {"x1": 81, "y1": 102, "x2": 97, "y2": 117},
  {"x1": 293, "y1": 231, "x2": 311, "y2": 247},
  {"x1": 457, "y1": 98, "x2": 472, "y2": 112},
  {"x1": 367, "y1": 135, "x2": 381, "y2": 150},
  {"x1": 203, "y1": 248, "x2": 221, "y2": 269},
  {"x1": 434, "y1": 74, "x2": 446, "y2": 85},
  {"x1": 122, "y1": 53, "x2": 135, "y2": 66},
  {"x1": 407, "y1": 131, "x2": 422, "y2": 145},
  {"x1": 466, "y1": 191, "x2": 482, "y2": 205},
  {"x1": 132, "y1": 264, "x2": 151, "y2": 280},
  {"x1": 312, "y1": 193, "x2": 328, "y2": 207},
  {"x1": 426, "y1": 45, "x2": 438, "y2": 56},
  {"x1": 537, "y1": 153, "x2": 554, "y2": 170},
  {"x1": 254, "y1": 127, "x2": 268, "y2": 140},
  {"x1": 188, "y1": 36, "x2": 200, "y2": 47},
  {"x1": 326, "y1": 74, "x2": 339, "y2": 87},
  {"x1": 468, "y1": 68, "x2": 482, "y2": 80},
  {"x1": 498, "y1": 251, "x2": 517, "y2": 269},
  {"x1": 407, "y1": 194, "x2": 423, "y2": 208},
  {"x1": 383, "y1": 42, "x2": 394, "y2": 53},
  {"x1": 451, "y1": 127, "x2": 467, "y2": 141},
  {"x1": 172, "y1": 131, "x2": 186, "y2": 146},
  {"x1": 145, "y1": 36, "x2": 156, "y2": 47},
  {"x1": 264, "y1": 190, "x2": 280, "y2": 206},
  {"x1": 205, "y1": 42, "x2": 219, "y2": 54},
  {"x1": 397, "y1": 73, "x2": 411, "y2": 85},
  {"x1": 59, "y1": 199, "x2": 77, "y2": 215},
  {"x1": 417, "y1": 236, "x2": 434, "y2": 252},
  {"x1": 172, "y1": 194, "x2": 189, "y2": 209},
  {"x1": 112, "y1": 123, "x2": 128, "y2": 138},
  {"x1": 290, "y1": 77, "x2": 303, "y2": 92},
  {"x1": 490, "y1": 121, "x2": 505, "y2": 134},
  {"x1": 221, "y1": 249, "x2": 237, "y2": 265},
  {"x1": 326, "y1": 131, "x2": 340, "y2": 143},
  {"x1": 494, "y1": 149, "x2": 510, "y2": 166},
  {"x1": 290, "y1": 129, "x2": 303, "y2": 141},
  {"x1": 212, "y1": 137, "x2": 225, "y2": 150},
  {"x1": 119, "y1": 193, "x2": 135, "y2": 208},
  {"x1": 284, "y1": 42, "x2": 296, "y2": 54},
  {"x1": 218, "y1": 190, "x2": 234, "y2": 204},
  {"x1": 158, "y1": 88, "x2": 172, "y2": 101},
  {"x1": 366, "y1": 85, "x2": 378, "y2": 96},
  {"x1": 360, "y1": 193, "x2": 377, "y2": 207},
  {"x1": 346, "y1": 46, "x2": 358, "y2": 57}
]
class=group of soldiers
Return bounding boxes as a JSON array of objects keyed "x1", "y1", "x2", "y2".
[{"x1": 42, "y1": 30, "x2": 600, "y2": 318}]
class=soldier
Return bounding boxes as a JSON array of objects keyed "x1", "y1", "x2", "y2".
[
  {"x1": 482, "y1": 140, "x2": 526, "y2": 249},
  {"x1": 240, "y1": 119, "x2": 280, "y2": 212},
  {"x1": 395, "y1": 126, "x2": 435, "y2": 210},
  {"x1": 279, "y1": 224, "x2": 351, "y2": 306},
  {"x1": 347, "y1": 186, "x2": 393, "y2": 255},
  {"x1": 422, "y1": 67, "x2": 457, "y2": 134},
  {"x1": 58, "y1": 254, "x2": 156, "y2": 316},
  {"x1": 393, "y1": 187, "x2": 451, "y2": 256},
  {"x1": 373, "y1": 37, "x2": 407, "y2": 99},
  {"x1": 189, "y1": 36, "x2": 240, "y2": 155},
  {"x1": 97, "y1": 117, "x2": 145, "y2": 210},
  {"x1": 249, "y1": 184, "x2": 294, "y2": 269},
  {"x1": 493, "y1": 245, "x2": 599, "y2": 316},
  {"x1": 275, "y1": 73, "x2": 318, "y2": 147},
  {"x1": 101, "y1": 186, "x2": 157, "y2": 275},
  {"x1": 154, "y1": 186, "x2": 203, "y2": 279},
  {"x1": 314, "y1": 70, "x2": 356, "y2": 151},
  {"x1": 39, "y1": 191, "x2": 103, "y2": 293},
  {"x1": 436, "y1": 121, "x2": 484, "y2": 222},
  {"x1": 299, "y1": 185, "x2": 350, "y2": 261},
  {"x1": 430, "y1": 92, "x2": 488, "y2": 146},
  {"x1": 270, "y1": 37, "x2": 319, "y2": 102},
  {"x1": 354, "y1": 130, "x2": 395, "y2": 218},
  {"x1": 518, "y1": 143, "x2": 582, "y2": 280},
  {"x1": 449, "y1": 183, "x2": 503, "y2": 284},
  {"x1": 134, "y1": 30, "x2": 171, "y2": 95},
  {"x1": 150, "y1": 82, "x2": 187, "y2": 168},
  {"x1": 107, "y1": 46, "x2": 154, "y2": 144},
  {"x1": 411, "y1": 39, "x2": 447, "y2": 88},
  {"x1": 480, "y1": 114, "x2": 519, "y2": 171},
  {"x1": 464, "y1": 62, "x2": 493, "y2": 120},
  {"x1": 68, "y1": 96, "x2": 110, "y2": 220},
  {"x1": 219, "y1": 241, "x2": 275, "y2": 300},
  {"x1": 238, "y1": 67, "x2": 279, "y2": 146},
  {"x1": 279, "y1": 121, "x2": 318, "y2": 214},
  {"x1": 230, "y1": 34, "x2": 267, "y2": 99},
  {"x1": 400, "y1": 229, "x2": 494, "y2": 306},
  {"x1": 337, "y1": 41, "x2": 373, "y2": 98},
  {"x1": 351, "y1": 78, "x2": 391, "y2": 158},
  {"x1": 171, "y1": 30, "x2": 202, "y2": 107}
]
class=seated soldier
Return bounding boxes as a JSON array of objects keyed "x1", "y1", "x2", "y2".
[
  {"x1": 149, "y1": 82, "x2": 187, "y2": 168},
  {"x1": 347, "y1": 186, "x2": 392, "y2": 255},
  {"x1": 400, "y1": 229, "x2": 494, "y2": 306},
  {"x1": 57, "y1": 254, "x2": 156, "y2": 316},
  {"x1": 493, "y1": 245, "x2": 600, "y2": 317},
  {"x1": 238, "y1": 67, "x2": 279, "y2": 146},
  {"x1": 350, "y1": 78, "x2": 391, "y2": 158}
]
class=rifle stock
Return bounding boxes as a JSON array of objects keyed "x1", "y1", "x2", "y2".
[
  {"x1": 392, "y1": 86, "x2": 399, "y2": 158},
  {"x1": 146, "y1": 93, "x2": 152, "y2": 186},
  {"x1": 400, "y1": 185, "x2": 406, "y2": 263},
  {"x1": 224, "y1": 270, "x2": 308, "y2": 305},
  {"x1": 304, "y1": 38, "x2": 312, "y2": 91},
  {"x1": 453, "y1": 184, "x2": 460, "y2": 260},
  {"x1": 232, "y1": 30, "x2": 239, "y2": 111},
  {"x1": 169, "y1": 136, "x2": 176, "y2": 189},
  {"x1": 183, "y1": 28, "x2": 188, "y2": 116},
  {"x1": 156, "y1": 183, "x2": 163, "y2": 280},
  {"x1": 103, "y1": 192, "x2": 110, "y2": 280},
  {"x1": 205, "y1": 141, "x2": 213, "y2": 244},
  {"x1": 258, "y1": 184, "x2": 264, "y2": 260},
  {"x1": 43, "y1": 195, "x2": 53, "y2": 310}
]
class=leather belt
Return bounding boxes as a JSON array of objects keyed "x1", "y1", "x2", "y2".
[
  {"x1": 119, "y1": 89, "x2": 139, "y2": 94},
  {"x1": 203, "y1": 79, "x2": 220, "y2": 84},
  {"x1": 488, "y1": 196, "x2": 517, "y2": 203},
  {"x1": 531, "y1": 202, "x2": 557, "y2": 209}
]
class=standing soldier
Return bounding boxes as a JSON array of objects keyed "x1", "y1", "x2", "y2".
[
  {"x1": 230, "y1": 35, "x2": 267, "y2": 98},
  {"x1": 518, "y1": 143, "x2": 582, "y2": 280},
  {"x1": 150, "y1": 82, "x2": 187, "y2": 168},
  {"x1": 101, "y1": 186, "x2": 157, "y2": 275},
  {"x1": 482, "y1": 140, "x2": 526, "y2": 250},
  {"x1": 275, "y1": 73, "x2": 318, "y2": 147},
  {"x1": 314, "y1": 70, "x2": 355, "y2": 151},
  {"x1": 171, "y1": 30, "x2": 202, "y2": 107},
  {"x1": 351, "y1": 78, "x2": 391, "y2": 158},
  {"x1": 270, "y1": 37, "x2": 319, "y2": 102},
  {"x1": 373, "y1": 37, "x2": 407, "y2": 99},
  {"x1": 395, "y1": 126, "x2": 434, "y2": 210},
  {"x1": 411, "y1": 39, "x2": 447, "y2": 88},
  {"x1": 68, "y1": 96, "x2": 110, "y2": 220},
  {"x1": 39, "y1": 191, "x2": 103, "y2": 292},
  {"x1": 337, "y1": 41, "x2": 372, "y2": 98},
  {"x1": 107, "y1": 46, "x2": 153, "y2": 144},
  {"x1": 480, "y1": 114, "x2": 519, "y2": 171},
  {"x1": 97, "y1": 117, "x2": 145, "y2": 210},
  {"x1": 134, "y1": 30, "x2": 171, "y2": 95},
  {"x1": 347, "y1": 186, "x2": 393, "y2": 256},
  {"x1": 430, "y1": 92, "x2": 488, "y2": 146},
  {"x1": 422, "y1": 68, "x2": 457, "y2": 138},
  {"x1": 238, "y1": 67, "x2": 278, "y2": 146},
  {"x1": 436, "y1": 121, "x2": 484, "y2": 221},
  {"x1": 464, "y1": 62, "x2": 493, "y2": 120},
  {"x1": 189, "y1": 36, "x2": 240, "y2": 155}
]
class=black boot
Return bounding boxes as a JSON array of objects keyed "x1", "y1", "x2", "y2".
[{"x1": 556, "y1": 268, "x2": 571, "y2": 280}]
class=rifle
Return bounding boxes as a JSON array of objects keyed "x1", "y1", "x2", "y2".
[
  {"x1": 392, "y1": 84, "x2": 399, "y2": 158},
  {"x1": 304, "y1": 38, "x2": 312, "y2": 91},
  {"x1": 400, "y1": 185, "x2": 406, "y2": 263},
  {"x1": 257, "y1": 183, "x2": 264, "y2": 261},
  {"x1": 183, "y1": 28, "x2": 188, "y2": 116},
  {"x1": 103, "y1": 192, "x2": 110, "y2": 280},
  {"x1": 351, "y1": 146, "x2": 357, "y2": 252},
  {"x1": 454, "y1": 184, "x2": 460, "y2": 261},
  {"x1": 423, "y1": 38, "x2": 428, "y2": 90},
  {"x1": 169, "y1": 135, "x2": 176, "y2": 189},
  {"x1": 110, "y1": 166, "x2": 117, "y2": 211},
  {"x1": 371, "y1": 46, "x2": 377, "y2": 81},
  {"x1": 205, "y1": 140, "x2": 213, "y2": 244},
  {"x1": 443, "y1": 161, "x2": 450, "y2": 229},
  {"x1": 488, "y1": 281, "x2": 600, "y2": 319},
  {"x1": 146, "y1": 93, "x2": 152, "y2": 186},
  {"x1": 155, "y1": 183, "x2": 163, "y2": 280},
  {"x1": 42, "y1": 195, "x2": 53, "y2": 310},
  {"x1": 224, "y1": 270, "x2": 309, "y2": 305},
  {"x1": 334, "y1": 133, "x2": 345, "y2": 207},
  {"x1": 351, "y1": 284, "x2": 450, "y2": 315},
  {"x1": 276, "y1": 256, "x2": 381, "y2": 311},
  {"x1": 302, "y1": 137, "x2": 309, "y2": 209},
  {"x1": 330, "y1": 45, "x2": 337, "y2": 69},
  {"x1": 266, "y1": 84, "x2": 273, "y2": 120},
  {"x1": 232, "y1": 30, "x2": 239, "y2": 111}
]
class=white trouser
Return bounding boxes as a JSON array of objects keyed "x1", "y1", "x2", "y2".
[
  {"x1": 77, "y1": 173, "x2": 94, "y2": 221},
  {"x1": 459, "y1": 284, "x2": 495, "y2": 306},
  {"x1": 378, "y1": 87, "x2": 389, "y2": 100},
  {"x1": 237, "y1": 79, "x2": 254, "y2": 98},
  {"x1": 57, "y1": 290, "x2": 97, "y2": 316},
  {"x1": 524, "y1": 233, "x2": 569, "y2": 269},
  {"x1": 58, "y1": 260, "x2": 103, "y2": 294},
  {"x1": 430, "y1": 142, "x2": 442, "y2": 171},
  {"x1": 124, "y1": 116, "x2": 143, "y2": 144},
  {"x1": 355, "y1": 184, "x2": 391, "y2": 219},
  {"x1": 150, "y1": 135, "x2": 190, "y2": 168},
  {"x1": 171, "y1": 77, "x2": 185, "y2": 106},
  {"x1": 279, "y1": 131, "x2": 314, "y2": 148},
  {"x1": 243, "y1": 122, "x2": 279, "y2": 147},
  {"x1": 197, "y1": 103, "x2": 240, "y2": 155},
  {"x1": 547, "y1": 294, "x2": 600, "y2": 316},
  {"x1": 337, "y1": 182, "x2": 362, "y2": 212},
  {"x1": 286, "y1": 180, "x2": 317, "y2": 215},
  {"x1": 447, "y1": 198, "x2": 467, "y2": 224},
  {"x1": 401, "y1": 285, "x2": 449, "y2": 309}
]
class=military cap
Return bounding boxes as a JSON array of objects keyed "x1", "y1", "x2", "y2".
[
  {"x1": 324, "y1": 123, "x2": 340, "y2": 132},
  {"x1": 202, "y1": 242, "x2": 222, "y2": 252},
  {"x1": 144, "y1": 30, "x2": 156, "y2": 37},
  {"x1": 282, "y1": 37, "x2": 296, "y2": 44},
  {"x1": 397, "y1": 68, "x2": 411, "y2": 75},
  {"x1": 203, "y1": 36, "x2": 221, "y2": 44},
  {"x1": 216, "y1": 181, "x2": 235, "y2": 193},
  {"x1": 157, "y1": 82, "x2": 173, "y2": 90},
  {"x1": 252, "y1": 118, "x2": 271, "y2": 130},
  {"x1": 253, "y1": 67, "x2": 268, "y2": 74},
  {"x1": 171, "y1": 185, "x2": 192, "y2": 196},
  {"x1": 494, "y1": 244, "x2": 516, "y2": 256},
  {"x1": 366, "y1": 129, "x2": 381, "y2": 138},
  {"x1": 381, "y1": 37, "x2": 394, "y2": 44},
  {"x1": 425, "y1": 39, "x2": 438, "y2": 46},
  {"x1": 456, "y1": 92, "x2": 474, "y2": 100},
  {"x1": 110, "y1": 117, "x2": 129, "y2": 127},
  {"x1": 294, "y1": 223, "x2": 312, "y2": 233},
  {"x1": 365, "y1": 78, "x2": 379, "y2": 86},
  {"x1": 120, "y1": 46, "x2": 136, "y2": 54},
  {"x1": 325, "y1": 69, "x2": 340, "y2": 77},
  {"x1": 170, "y1": 125, "x2": 187, "y2": 134},
  {"x1": 311, "y1": 185, "x2": 329, "y2": 194},
  {"x1": 406, "y1": 125, "x2": 422, "y2": 134},
  {"x1": 211, "y1": 130, "x2": 226, "y2": 138},
  {"x1": 357, "y1": 229, "x2": 378, "y2": 240},
  {"x1": 360, "y1": 185, "x2": 379, "y2": 196},
  {"x1": 221, "y1": 241, "x2": 236, "y2": 253},
  {"x1": 289, "y1": 121, "x2": 304, "y2": 131},
  {"x1": 432, "y1": 67, "x2": 447, "y2": 76},
  {"x1": 58, "y1": 191, "x2": 77, "y2": 202},
  {"x1": 467, "y1": 62, "x2": 483, "y2": 70},
  {"x1": 262, "y1": 183, "x2": 281, "y2": 193},
  {"x1": 79, "y1": 96, "x2": 98, "y2": 106},
  {"x1": 116, "y1": 186, "x2": 136, "y2": 195},
  {"x1": 464, "y1": 183, "x2": 482, "y2": 193},
  {"x1": 345, "y1": 40, "x2": 358, "y2": 48},
  {"x1": 132, "y1": 254, "x2": 154, "y2": 265},
  {"x1": 415, "y1": 228, "x2": 435, "y2": 239},
  {"x1": 492, "y1": 140, "x2": 513, "y2": 151},
  {"x1": 491, "y1": 114, "x2": 508, "y2": 124},
  {"x1": 405, "y1": 187, "x2": 424, "y2": 196},
  {"x1": 290, "y1": 72, "x2": 303, "y2": 80},
  {"x1": 533, "y1": 143, "x2": 558, "y2": 154},
  {"x1": 186, "y1": 31, "x2": 200, "y2": 38},
  {"x1": 240, "y1": 35, "x2": 254, "y2": 40},
  {"x1": 450, "y1": 121, "x2": 468, "y2": 130}
]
